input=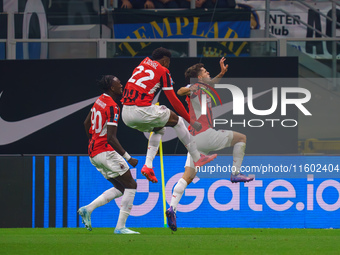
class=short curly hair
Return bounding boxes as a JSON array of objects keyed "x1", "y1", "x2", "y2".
[
  {"x1": 152, "y1": 47, "x2": 172, "y2": 61},
  {"x1": 184, "y1": 63, "x2": 204, "y2": 84},
  {"x1": 98, "y1": 75, "x2": 116, "y2": 92}
]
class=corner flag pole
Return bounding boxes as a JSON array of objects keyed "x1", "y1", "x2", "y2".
[
  {"x1": 159, "y1": 138, "x2": 167, "y2": 228},
  {"x1": 149, "y1": 102, "x2": 167, "y2": 228}
]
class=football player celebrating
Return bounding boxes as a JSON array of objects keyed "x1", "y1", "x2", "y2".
[
  {"x1": 166, "y1": 59, "x2": 254, "y2": 231},
  {"x1": 121, "y1": 47, "x2": 217, "y2": 183},
  {"x1": 78, "y1": 75, "x2": 139, "y2": 234}
]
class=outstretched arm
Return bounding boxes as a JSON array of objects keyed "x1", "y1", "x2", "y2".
[
  {"x1": 161, "y1": 71, "x2": 190, "y2": 123},
  {"x1": 210, "y1": 57, "x2": 228, "y2": 86},
  {"x1": 164, "y1": 89, "x2": 190, "y2": 123},
  {"x1": 177, "y1": 87, "x2": 191, "y2": 96},
  {"x1": 177, "y1": 84, "x2": 199, "y2": 97},
  {"x1": 176, "y1": 85, "x2": 202, "y2": 131}
]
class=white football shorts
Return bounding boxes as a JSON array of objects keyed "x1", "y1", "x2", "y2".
[
  {"x1": 185, "y1": 128, "x2": 233, "y2": 168},
  {"x1": 90, "y1": 151, "x2": 129, "y2": 179},
  {"x1": 122, "y1": 104, "x2": 171, "y2": 132}
]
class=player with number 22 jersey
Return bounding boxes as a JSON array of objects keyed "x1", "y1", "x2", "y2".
[
  {"x1": 121, "y1": 47, "x2": 217, "y2": 184},
  {"x1": 122, "y1": 56, "x2": 190, "y2": 122}
]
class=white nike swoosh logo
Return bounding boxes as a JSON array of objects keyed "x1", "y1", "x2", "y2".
[
  {"x1": 0, "y1": 91, "x2": 98, "y2": 145},
  {"x1": 143, "y1": 89, "x2": 271, "y2": 142}
]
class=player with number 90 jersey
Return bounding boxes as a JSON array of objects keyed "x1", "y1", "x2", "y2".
[
  {"x1": 88, "y1": 93, "x2": 120, "y2": 157},
  {"x1": 122, "y1": 57, "x2": 172, "y2": 107}
]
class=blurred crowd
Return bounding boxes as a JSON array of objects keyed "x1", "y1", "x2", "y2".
[{"x1": 117, "y1": 0, "x2": 236, "y2": 9}]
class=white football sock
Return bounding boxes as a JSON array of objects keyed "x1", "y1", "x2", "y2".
[
  {"x1": 86, "y1": 187, "x2": 123, "y2": 214},
  {"x1": 170, "y1": 178, "x2": 188, "y2": 212},
  {"x1": 116, "y1": 189, "x2": 136, "y2": 229},
  {"x1": 145, "y1": 128, "x2": 165, "y2": 168},
  {"x1": 232, "y1": 142, "x2": 246, "y2": 175},
  {"x1": 173, "y1": 117, "x2": 200, "y2": 162}
]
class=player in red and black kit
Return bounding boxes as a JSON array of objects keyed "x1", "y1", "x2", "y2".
[
  {"x1": 186, "y1": 82, "x2": 214, "y2": 137},
  {"x1": 121, "y1": 47, "x2": 217, "y2": 183},
  {"x1": 166, "y1": 59, "x2": 254, "y2": 232},
  {"x1": 78, "y1": 75, "x2": 140, "y2": 234}
]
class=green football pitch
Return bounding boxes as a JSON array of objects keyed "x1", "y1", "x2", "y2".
[{"x1": 1, "y1": 228, "x2": 339, "y2": 255}]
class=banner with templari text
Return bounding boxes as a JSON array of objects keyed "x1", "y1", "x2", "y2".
[{"x1": 112, "y1": 9, "x2": 251, "y2": 58}]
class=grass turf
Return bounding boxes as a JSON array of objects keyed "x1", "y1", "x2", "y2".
[{"x1": 0, "y1": 228, "x2": 339, "y2": 255}]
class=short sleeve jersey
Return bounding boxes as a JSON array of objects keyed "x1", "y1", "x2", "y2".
[
  {"x1": 88, "y1": 93, "x2": 120, "y2": 157},
  {"x1": 121, "y1": 57, "x2": 173, "y2": 106},
  {"x1": 187, "y1": 83, "x2": 213, "y2": 136}
]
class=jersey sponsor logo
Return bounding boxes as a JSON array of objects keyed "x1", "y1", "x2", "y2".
[{"x1": 0, "y1": 91, "x2": 98, "y2": 145}]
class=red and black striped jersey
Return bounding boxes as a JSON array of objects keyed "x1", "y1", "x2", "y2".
[
  {"x1": 122, "y1": 57, "x2": 173, "y2": 106},
  {"x1": 187, "y1": 83, "x2": 213, "y2": 136},
  {"x1": 88, "y1": 93, "x2": 119, "y2": 157}
]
